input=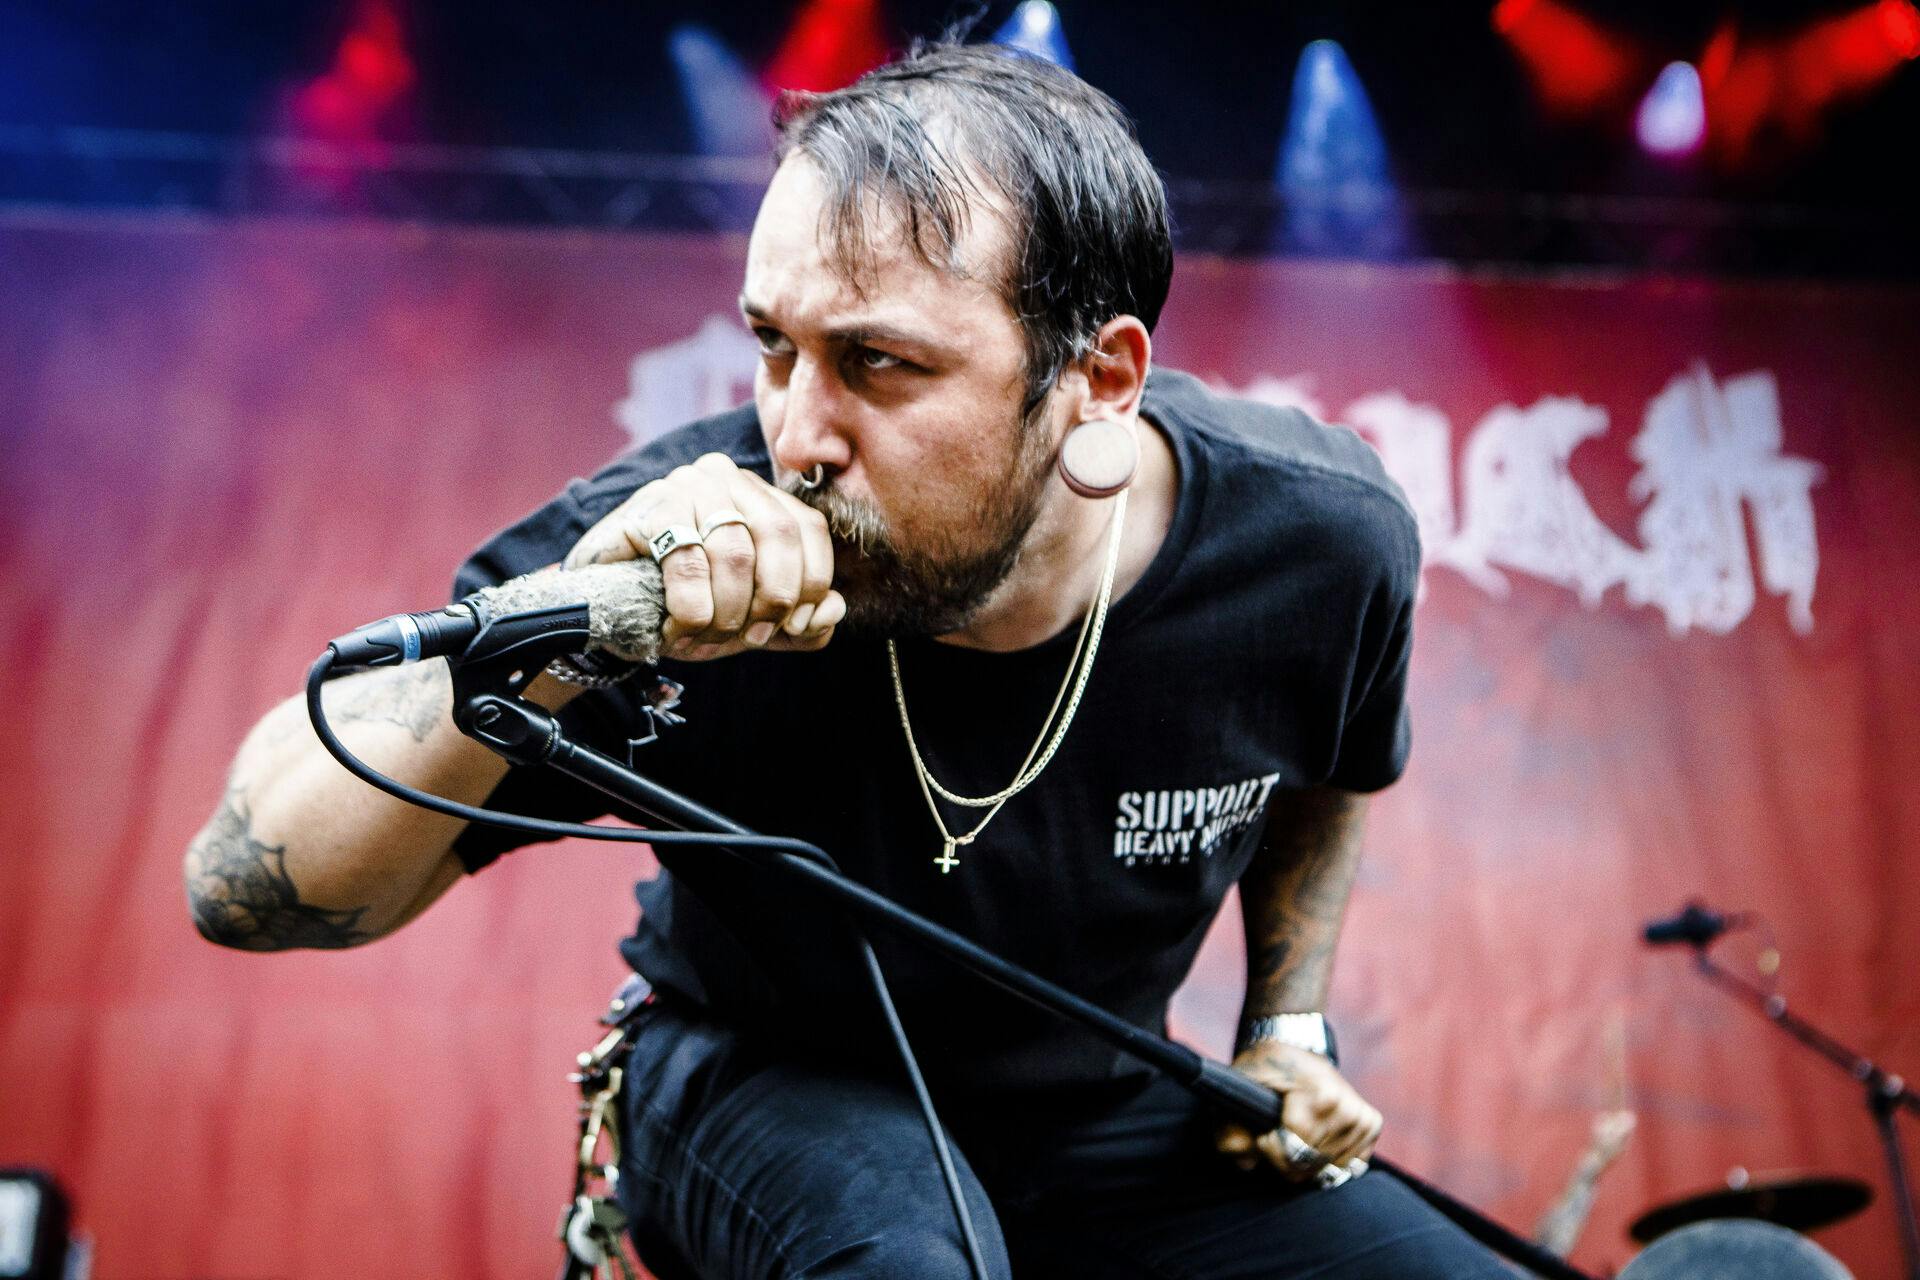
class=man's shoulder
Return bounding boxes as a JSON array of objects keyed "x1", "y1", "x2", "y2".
[
  {"x1": 572, "y1": 404, "x2": 769, "y2": 521},
  {"x1": 1146, "y1": 367, "x2": 1402, "y2": 508},
  {"x1": 1146, "y1": 367, "x2": 1420, "y2": 586}
]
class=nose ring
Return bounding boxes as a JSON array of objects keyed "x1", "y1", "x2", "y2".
[{"x1": 797, "y1": 464, "x2": 826, "y2": 491}]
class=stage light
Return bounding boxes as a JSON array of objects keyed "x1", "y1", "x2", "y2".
[
  {"x1": 763, "y1": 0, "x2": 888, "y2": 94},
  {"x1": 1636, "y1": 62, "x2": 1706, "y2": 157},
  {"x1": 669, "y1": 24, "x2": 772, "y2": 157},
  {"x1": 290, "y1": 0, "x2": 414, "y2": 140},
  {"x1": 1883, "y1": 0, "x2": 1920, "y2": 59},
  {"x1": 991, "y1": 1, "x2": 1074, "y2": 70},
  {"x1": 1275, "y1": 40, "x2": 1409, "y2": 258},
  {"x1": 1789, "y1": 0, "x2": 1920, "y2": 100},
  {"x1": 1493, "y1": 0, "x2": 1640, "y2": 118},
  {"x1": 1702, "y1": 1, "x2": 1917, "y2": 165}
]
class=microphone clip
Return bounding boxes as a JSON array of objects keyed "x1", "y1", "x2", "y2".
[{"x1": 447, "y1": 597, "x2": 592, "y2": 744}]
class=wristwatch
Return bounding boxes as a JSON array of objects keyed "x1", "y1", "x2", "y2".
[{"x1": 1242, "y1": 1012, "x2": 1338, "y2": 1065}]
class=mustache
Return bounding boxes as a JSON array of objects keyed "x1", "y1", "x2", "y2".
[{"x1": 781, "y1": 475, "x2": 888, "y2": 557}]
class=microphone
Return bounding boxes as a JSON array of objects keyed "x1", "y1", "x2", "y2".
[
  {"x1": 1642, "y1": 902, "x2": 1748, "y2": 947},
  {"x1": 327, "y1": 560, "x2": 667, "y2": 670}
]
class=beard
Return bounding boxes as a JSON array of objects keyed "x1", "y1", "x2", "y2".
[{"x1": 782, "y1": 423, "x2": 1054, "y2": 638}]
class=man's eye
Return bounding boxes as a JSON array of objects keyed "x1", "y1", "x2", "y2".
[
  {"x1": 753, "y1": 327, "x2": 794, "y2": 358},
  {"x1": 855, "y1": 346, "x2": 903, "y2": 371}
]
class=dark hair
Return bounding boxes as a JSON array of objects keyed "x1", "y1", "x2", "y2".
[{"x1": 773, "y1": 43, "x2": 1173, "y2": 415}]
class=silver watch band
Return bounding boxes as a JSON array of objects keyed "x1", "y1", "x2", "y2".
[{"x1": 1242, "y1": 1012, "x2": 1331, "y2": 1059}]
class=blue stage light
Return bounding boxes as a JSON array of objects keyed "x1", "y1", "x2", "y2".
[
  {"x1": 668, "y1": 24, "x2": 772, "y2": 157},
  {"x1": 1636, "y1": 61, "x2": 1706, "y2": 158},
  {"x1": 1275, "y1": 39, "x2": 1410, "y2": 258},
  {"x1": 992, "y1": 1, "x2": 1075, "y2": 70}
]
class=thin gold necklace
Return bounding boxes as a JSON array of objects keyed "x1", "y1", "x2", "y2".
[{"x1": 888, "y1": 489, "x2": 1130, "y2": 874}]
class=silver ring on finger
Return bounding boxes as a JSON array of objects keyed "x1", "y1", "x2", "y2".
[
  {"x1": 1316, "y1": 1158, "x2": 1368, "y2": 1190},
  {"x1": 698, "y1": 509, "x2": 751, "y2": 540},
  {"x1": 647, "y1": 525, "x2": 705, "y2": 564},
  {"x1": 1278, "y1": 1129, "x2": 1328, "y2": 1171}
]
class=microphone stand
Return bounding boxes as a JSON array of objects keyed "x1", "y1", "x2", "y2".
[
  {"x1": 435, "y1": 641, "x2": 1595, "y2": 1280},
  {"x1": 1685, "y1": 941, "x2": 1920, "y2": 1280}
]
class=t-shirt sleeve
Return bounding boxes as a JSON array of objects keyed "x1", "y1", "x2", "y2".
[
  {"x1": 1324, "y1": 498, "x2": 1419, "y2": 793},
  {"x1": 446, "y1": 478, "x2": 624, "y2": 874}
]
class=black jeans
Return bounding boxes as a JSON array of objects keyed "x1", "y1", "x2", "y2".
[{"x1": 615, "y1": 1001, "x2": 1511, "y2": 1279}]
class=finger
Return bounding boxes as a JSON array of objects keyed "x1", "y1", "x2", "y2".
[
  {"x1": 805, "y1": 589, "x2": 846, "y2": 638},
  {"x1": 1280, "y1": 1089, "x2": 1328, "y2": 1149},
  {"x1": 1280, "y1": 1095, "x2": 1354, "y2": 1171},
  {"x1": 1215, "y1": 1125, "x2": 1252, "y2": 1156},
  {"x1": 1353, "y1": 1105, "x2": 1383, "y2": 1163},
  {"x1": 785, "y1": 496, "x2": 834, "y2": 635},
  {"x1": 641, "y1": 493, "x2": 715, "y2": 648},
  {"x1": 1317, "y1": 1094, "x2": 1384, "y2": 1169},
  {"x1": 780, "y1": 499, "x2": 835, "y2": 638},
  {"x1": 656, "y1": 466, "x2": 752, "y2": 641},
  {"x1": 1255, "y1": 1128, "x2": 1321, "y2": 1182},
  {"x1": 1215, "y1": 1125, "x2": 1261, "y2": 1173},
  {"x1": 768, "y1": 589, "x2": 845, "y2": 652},
  {"x1": 565, "y1": 479, "x2": 673, "y2": 569},
  {"x1": 716, "y1": 474, "x2": 805, "y2": 646},
  {"x1": 1314, "y1": 1108, "x2": 1371, "y2": 1168}
]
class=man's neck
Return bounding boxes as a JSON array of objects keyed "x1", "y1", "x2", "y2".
[{"x1": 936, "y1": 413, "x2": 1177, "y2": 653}]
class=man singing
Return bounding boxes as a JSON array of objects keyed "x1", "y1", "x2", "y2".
[{"x1": 186, "y1": 41, "x2": 1504, "y2": 1278}]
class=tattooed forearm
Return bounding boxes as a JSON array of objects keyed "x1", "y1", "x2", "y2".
[
  {"x1": 321, "y1": 661, "x2": 451, "y2": 745},
  {"x1": 1239, "y1": 787, "x2": 1368, "y2": 1023},
  {"x1": 186, "y1": 786, "x2": 372, "y2": 950}
]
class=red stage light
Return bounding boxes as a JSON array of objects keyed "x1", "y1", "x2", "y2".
[
  {"x1": 337, "y1": 14, "x2": 415, "y2": 101},
  {"x1": 1699, "y1": 21, "x2": 1738, "y2": 90},
  {"x1": 291, "y1": 1, "x2": 415, "y2": 141},
  {"x1": 1491, "y1": 0, "x2": 1538, "y2": 36},
  {"x1": 1703, "y1": 0, "x2": 1916, "y2": 163},
  {"x1": 1880, "y1": 0, "x2": 1920, "y2": 59},
  {"x1": 1491, "y1": 0, "x2": 1642, "y2": 118},
  {"x1": 763, "y1": 0, "x2": 889, "y2": 94}
]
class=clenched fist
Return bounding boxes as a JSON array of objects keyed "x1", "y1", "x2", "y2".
[
  {"x1": 1215, "y1": 1042, "x2": 1382, "y2": 1180},
  {"x1": 564, "y1": 453, "x2": 847, "y2": 660}
]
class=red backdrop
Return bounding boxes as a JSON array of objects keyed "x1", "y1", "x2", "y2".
[{"x1": 2, "y1": 209, "x2": 1916, "y2": 1279}]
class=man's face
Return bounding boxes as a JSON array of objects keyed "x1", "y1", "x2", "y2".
[{"x1": 740, "y1": 156, "x2": 1057, "y2": 636}]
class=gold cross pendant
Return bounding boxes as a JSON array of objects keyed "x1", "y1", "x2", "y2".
[{"x1": 934, "y1": 840, "x2": 960, "y2": 874}]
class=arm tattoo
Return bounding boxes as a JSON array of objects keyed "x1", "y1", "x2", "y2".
[
  {"x1": 187, "y1": 787, "x2": 372, "y2": 950},
  {"x1": 1239, "y1": 787, "x2": 1367, "y2": 1021},
  {"x1": 322, "y1": 661, "x2": 450, "y2": 745}
]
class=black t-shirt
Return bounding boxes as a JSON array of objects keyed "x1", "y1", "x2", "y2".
[{"x1": 452, "y1": 367, "x2": 1418, "y2": 1111}]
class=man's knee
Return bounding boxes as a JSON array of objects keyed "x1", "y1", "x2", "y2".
[
  {"x1": 793, "y1": 1221, "x2": 1009, "y2": 1280},
  {"x1": 615, "y1": 1018, "x2": 1009, "y2": 1280}
]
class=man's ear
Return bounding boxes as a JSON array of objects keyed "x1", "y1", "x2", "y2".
[{"x1": 1075, "y1": 315, "x2": 1152, "y2": 421}]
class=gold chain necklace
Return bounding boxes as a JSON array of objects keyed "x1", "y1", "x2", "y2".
[{"x1": 888, "y1": 488, "x2": 1130, "y2": 874}]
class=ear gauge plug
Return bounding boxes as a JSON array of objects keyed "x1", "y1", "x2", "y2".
[{"x1": 1057, "y1": 417, "x2": 1139, "y2": 498}]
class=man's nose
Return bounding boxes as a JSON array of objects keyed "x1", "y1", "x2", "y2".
[{"x1": 769, "y1": 356, "x2": 853, "y2": 479}]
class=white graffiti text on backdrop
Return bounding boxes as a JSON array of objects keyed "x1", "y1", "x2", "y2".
[
  {"x1": 1234, "y1": 366, "x2": 1822, "y2": 636},
  {"x1": 616, "y1": 318, "x2": 1822, "y2": 637}
]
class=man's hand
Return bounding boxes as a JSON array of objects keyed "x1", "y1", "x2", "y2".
[
  {"x1": 564, "y1": 452, "x2": 846, "y2": 660},
  {"x1": 1215, "y1": 1042, "x2": 1382, "y2": 1179}
]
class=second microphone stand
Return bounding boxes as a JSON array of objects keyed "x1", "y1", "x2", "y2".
[{"x1": 1685, "y1": 939, "x2": 1920, "y2": 1280}]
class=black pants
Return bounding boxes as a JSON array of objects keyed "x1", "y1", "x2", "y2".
[{"x1": 615, "y1": 1001, "x2": 1511, "y2": 1279}]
